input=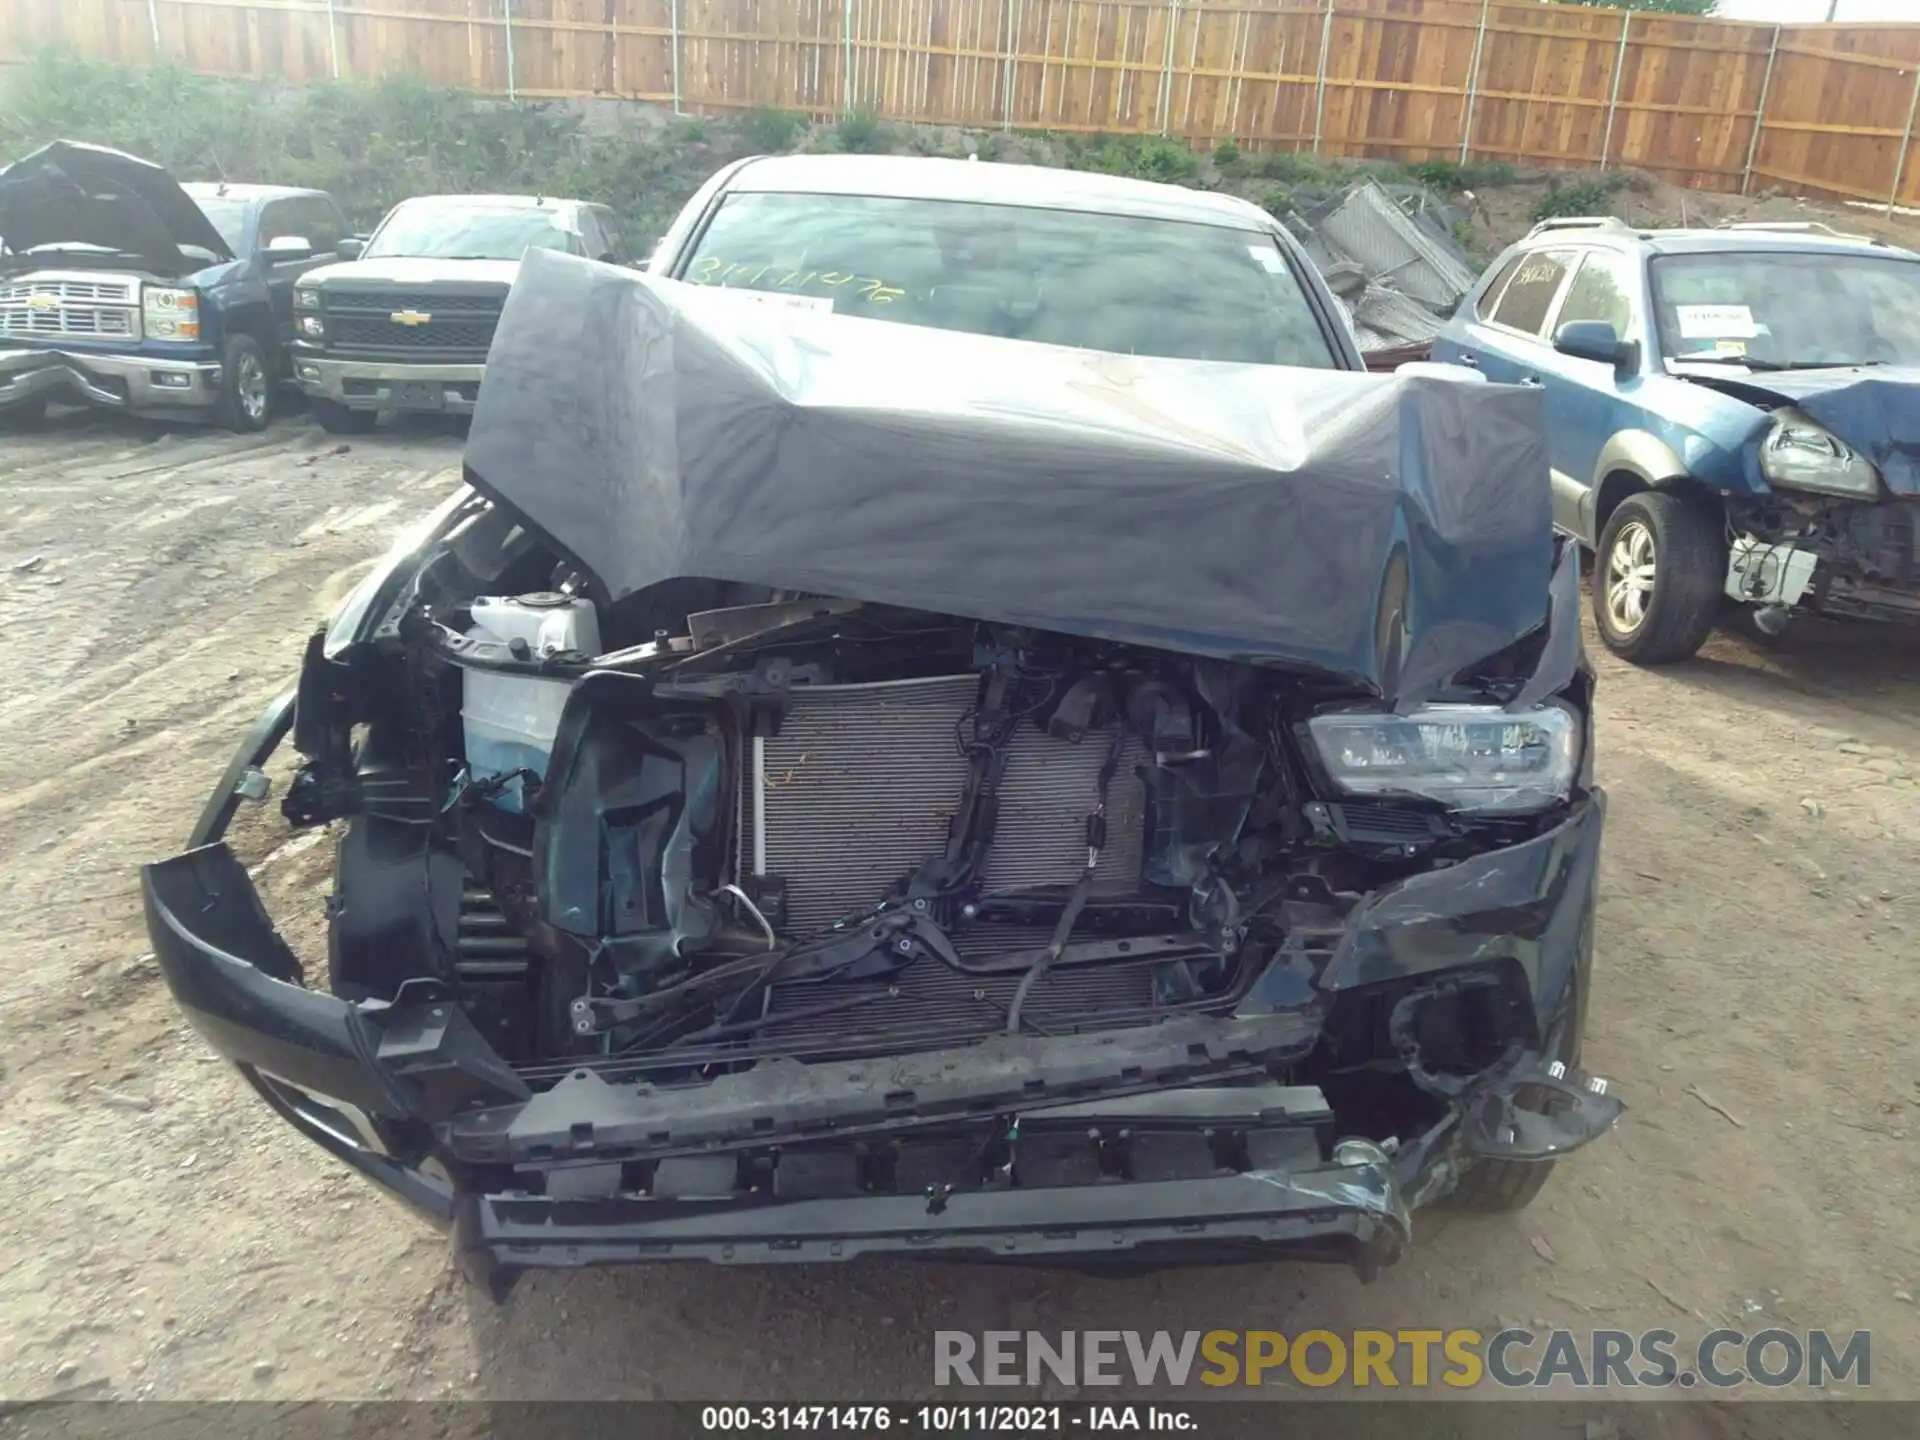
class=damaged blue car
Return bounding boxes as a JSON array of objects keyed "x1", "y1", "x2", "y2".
[{"x1": 1437, "y1": 216, "x2": 1920, "y2": 662}]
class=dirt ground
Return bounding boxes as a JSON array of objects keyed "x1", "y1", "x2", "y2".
[{"x1": 0, "y1": 410, "x2": 1916, "y2": 1425}]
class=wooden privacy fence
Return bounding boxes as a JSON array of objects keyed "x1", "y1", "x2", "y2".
[{"x1": 8, "y1": 0, "x2": 1920, "y2": 205}]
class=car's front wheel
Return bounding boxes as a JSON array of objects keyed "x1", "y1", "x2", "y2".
[
  {"x1": 313, "y1": 398, "x2": 379, "y2": 435},
  {"x1": 1591, "y1": 490, "x2": 1725, "y2": 664},
  {"x1": 217, "y1": 334, "x2": 274, "y2": 433}
]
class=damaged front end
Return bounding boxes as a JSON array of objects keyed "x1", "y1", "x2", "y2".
[
  {"x1": 144, "y1": 532, "x2": 1615, "y2": 1289},
  {"x1": 142, "y1": 257, "x2": 1618, "y2": 1288}
]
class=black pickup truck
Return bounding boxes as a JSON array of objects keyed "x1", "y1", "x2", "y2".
[{"x1": 290, "y1": 193, "x2": 632, "y2": 433}]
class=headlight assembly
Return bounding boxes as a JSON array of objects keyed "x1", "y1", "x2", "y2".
[
  {"x1": 298, "y1": 314, "x2": 325, "y2": 338},
  {"x1": 1307, "y1": 703, "x2": 1580, "y2": 814},
  {"x1": 294, "y1": 286, "x2": 319, "y2": 312},
  {"x1": 142, "y1": 286, "x2": 200, "y2": 341},
  {"x1": 1760, "y1": 408, "x2": 1881, "y2": 499}
]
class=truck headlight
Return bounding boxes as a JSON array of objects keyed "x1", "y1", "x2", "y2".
[
  {"x1": 1307, "y1": 703, "x2": 1580, "y2": 814},
  {"x1": 294, "y1": 286, "x2": 319, "y2": 311},
  {"x1": 298, "y1": 314, "x2": 325, "y2": 338},
  {"x1": 142, "y1": 286, "x2": 200, "y2": 341},
  {"x1": 1760, "y1": 408, "x2": 1880, "y2": 498}
]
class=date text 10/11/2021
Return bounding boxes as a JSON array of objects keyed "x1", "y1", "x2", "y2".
[{"x1": 700, "y1": 1406, "x2": 1196, "y2": 1432}]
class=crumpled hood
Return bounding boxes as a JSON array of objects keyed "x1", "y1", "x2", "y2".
[
  {"x1": 304, "y1": 256, "x2": 521, "y2": 289},
  {"x1": 1741, "y1": 366, "x2": 1920, "y2": 496},
  {"x1": 1680, "y1": 364, "x2": 1920, "y2": 496},
  {"x1": 464, "y1": 249, "x2": 1556, "y2": 704},
  {"x1": 0, "y1": 140, "x2": 232, "y2": 271}
]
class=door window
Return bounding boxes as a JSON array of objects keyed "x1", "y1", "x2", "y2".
[
  {"x1": 1488, "y1": 250, "x2": 1573, "y2": 338},
  {"x1": 1475, "y1": 254, "x2": 1525, "y2": 321},
  {"x1": 588, "y1": 207, "x2": 630, "y2": 263},
  {"x1": 1555, "y1": 250, "x2": 1637, "y2": 342}
]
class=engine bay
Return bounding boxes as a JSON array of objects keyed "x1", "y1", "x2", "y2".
[{"x1": 288, "y1": 500, "x2": 1579, "y2": 1099}]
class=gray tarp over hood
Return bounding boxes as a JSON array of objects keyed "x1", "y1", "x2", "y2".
[
  {"x1": 0, "y1": 140, "x2": 233, "y2": 269},
  {"x1": 464, "y1": 249, "x2": 1554, "y2": 702}
]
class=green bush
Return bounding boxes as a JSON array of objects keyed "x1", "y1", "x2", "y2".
[
  {"x1": 833, "y1": 107, "x2": 892, "y2": 154},
  {"x1": 0, "y1": 48, "x2": 756, "y2": 243},
  {"x1": 1411, "y1": 159, "x2": 1520, "y2": 192},
  {"x1": 742, "y1": 106, "x2": 805, "y2": 153},
  {"x1": 1212, "y1": 138, "x2": 1240, "y2": 169},
  {"x1": 1241, "y1": 150, "x2": 1335, "y2": 186},
  {"x1": 1065, "y1": 134, "x2": 1198, "y2": 185},
  {"x1": 1531, "y1": 173, "x2": 1628, "y2": 222}
]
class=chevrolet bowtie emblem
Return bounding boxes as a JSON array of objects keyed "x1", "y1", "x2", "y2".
[
  {"x1": 26, "y1": 293, "x2": 57, "y2": 310},
  {"x1": 391, "y1": 310, "x2": 432, "y2": 326}
]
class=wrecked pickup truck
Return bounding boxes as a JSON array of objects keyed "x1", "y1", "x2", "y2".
[
  {"x1": 0, "y1": 141, "x2": 346, "y2": 430},
  {"x1": 143, "y1": 158, "x2": 1617, "y2": 1293}
]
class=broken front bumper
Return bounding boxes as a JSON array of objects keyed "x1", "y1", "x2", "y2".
[
  {"x1": 141, "y1": 696, "x2": 1616, "y2": 1280},
  {"x1": 0, "y1": 345, "x2": 222, "y2": 414}
]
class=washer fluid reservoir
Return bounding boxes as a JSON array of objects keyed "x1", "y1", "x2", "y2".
[{"x1": 461, "y1": 592, "x2": 601, "y2": 811}]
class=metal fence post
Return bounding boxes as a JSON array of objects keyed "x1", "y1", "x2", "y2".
[
  {"x1": 1458, "y1": 0, "x2": 1489, "y2": 165},
  {"x1": 1158, "y1": 0, "x2": 1180, "y2": 137},
  {"x1": 844, "y1": 0, "x2": 856, "y2": 115},
  {"x1": 1891, "y1": 64, "x2": 1920, "y2": 215},
  {"x1": 1001, "y1": 0, "x2": 1018, "y2": 130},
  {"x1": 502, "y1": 0, "x2": 517, "y2": 100},
  {"x1": 671, "y1": 0, "x2": 685, "y2": 113},
  {"x1": 324, "y1": 0, "x2": 341, "y2": 79},
  {"x1": 1740, "y1": 25, "x2": 1781, "y2": 196},
  {"x1": 1599, "y1": 10, "x2": 1630, "y2": 171},
  {"x1": 1311, "y1": 1, "x2": 1335, "y2": 155}
]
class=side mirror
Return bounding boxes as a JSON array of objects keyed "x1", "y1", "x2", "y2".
[
  {"x1": 265, "y1": 235, "x2": 314, "y2": 263},
  {"x1": 336, "y1": 236, "x2": 367, "y2": 261},
  {"x1": 1554, "y1": 319, "x2": 1635, "y2": 371}
]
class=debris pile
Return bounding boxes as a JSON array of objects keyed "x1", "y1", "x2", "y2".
[{"x1": 1283, "y1": 179, "x2": 1478, "y2": 361}]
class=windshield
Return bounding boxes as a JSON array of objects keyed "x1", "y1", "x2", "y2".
[
  {"x1": 364, "y1": 203, "x2": 581, "y2": 261},
  {"x1": 1652, "y1": 251, "x2": 1920, "y2": 369},
  {"x1": 192, "y1": 196, "x2": 250, "y2": 253},
  {"x1": 680, "y1": 192, "x2": 1339, "y2": 367}
]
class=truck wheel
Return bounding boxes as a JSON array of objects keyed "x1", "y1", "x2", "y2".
[
  {"x1": 313, "y1": 398, "x2": 378, "y2": 436},
  {"x1": 1590, "y1": 490, "x2": 1724, "y2": 664},
  {"x1": 1, "y1": 395, "x2": 49, "y2": 430},
  {"x1": 217, "y1": 334, "x2": 274, "y2": 432}
]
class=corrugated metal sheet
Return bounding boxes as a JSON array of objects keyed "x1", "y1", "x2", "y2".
[{"x1": 1317, "y1": 179, "x2": 1477, "y2": 313}]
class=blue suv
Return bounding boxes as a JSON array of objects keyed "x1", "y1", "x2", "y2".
[{"x1": 1435, "y1": 216, "x2": 1920, "y2": 662}]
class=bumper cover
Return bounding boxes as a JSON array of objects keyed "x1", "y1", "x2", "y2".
[
  {"x1": 142, "y1": 697, "x2": 1617, "y2": 1275},
  {"x1": 293, "y1": 354, "x2": 485, "y2": 414},
  {"x1": 0, "y1": 344, "x2": 221, "y2": 412}
]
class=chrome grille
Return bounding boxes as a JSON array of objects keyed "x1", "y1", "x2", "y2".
[
  {"x1": 324, "y1": 290, "x2": 502, "y2": 314},
  {"x1": 0, "y1": 274, "x2": 141, "y2": 342},
  {"x1": 741, "y1": 675, "x2": 1147, "y2": 936}
]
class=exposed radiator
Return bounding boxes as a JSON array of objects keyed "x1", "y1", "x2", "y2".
[{"x1": 740, "y1": 675, "x2": 1148, "y2": 935}]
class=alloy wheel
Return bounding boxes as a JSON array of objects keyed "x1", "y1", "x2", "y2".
[
  {"x1": 238, "y1": 352, "x2": 269, "y2": 422},
  {"x1": 1606, "y1": 519, "x2": 1656, "y2": 636}
]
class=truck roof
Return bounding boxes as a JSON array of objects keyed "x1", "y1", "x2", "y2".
[
  {"x1": 180, "y1": 181, "x2": 332, "y2": 204},
  {"x1": 391, "y1": 193, "x2": 586, "y2": 212},
  {"x1": 726, "y1": 153, "x2": 1277, "y2": 233}
]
